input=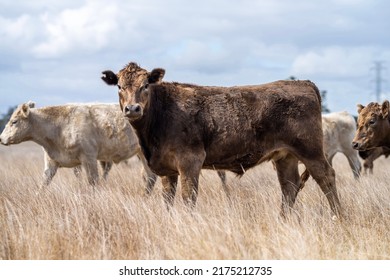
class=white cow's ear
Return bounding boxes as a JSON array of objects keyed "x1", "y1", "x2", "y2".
[
  {"x1": 21, "y1": 103, "x2": 31, "y2": 117},
  {"x1": 27, "y1": 101, "x2": 35, "y2": 108},
  {"x1": 382, "y1": 100, "x2": 390, "y2": 119},
  {"x1": 357, "y1": 104, "x2": 364, "y2": 114}
]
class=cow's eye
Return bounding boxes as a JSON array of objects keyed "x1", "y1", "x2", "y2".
[
  {"x1": 11, "y1": 120, "x2": 18, "y2": 125},
  {"x1": 369, "y1": 119, "x2": 376, "y2": 125},
  {"x1": 117, "y1": 85, "x2": 122, "y2": 90}
]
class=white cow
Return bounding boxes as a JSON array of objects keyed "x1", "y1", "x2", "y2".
[
  {"x1": 0, "y1": 101, "x2": 157, "y2": 191},
  {"x1": 321, "y1": 111, "x2": 361, "y2": 178},
  {"x1": 300, "y1": 111, "x2": 361, "y2": 189}
]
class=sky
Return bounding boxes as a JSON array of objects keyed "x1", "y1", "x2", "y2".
[{"x1": 1, "y1": 0, "x2": 389, "y2": 117}]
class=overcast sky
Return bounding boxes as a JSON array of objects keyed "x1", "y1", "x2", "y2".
[{"x1": 1, "y1": 0, "x2": 389, "y2": 117}]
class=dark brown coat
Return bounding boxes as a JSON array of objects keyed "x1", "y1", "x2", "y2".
[
  {"x1": 102, "y1": 63, "x2": 341, "y2": 218},
  {"x1": 359, "y1": 147, "x2": 390, "y2": 174}
]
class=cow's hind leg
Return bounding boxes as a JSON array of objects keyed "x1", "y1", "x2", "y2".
[
  {"x1": 342, "y1": 149, "x2": 361, "y2": 179},
  {"x1": 274, "y1": 154, "x2": 301, "y2": 218},
  {"x1": 81, "y1": 156, "x2": 99, "y2": 187},
  {"x1": 217, "y1": 170, "x2": 229, "y2": 197},
  {"x1": 302, "y1": 156, "x2": 342, "y2": 219},
  {"x1": 100, "y1": 161, "x2": 113, "y2": 180},
  {"x1": 161, "y1": 175, "x2": 178, "y2": 208},
  {"x1": 346, "y1": 155, "x2": 361, "y2": 179}
]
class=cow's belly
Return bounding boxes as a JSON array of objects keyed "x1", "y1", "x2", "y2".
[
  {"x1": 46, "y1": 148, "x2": 84, "y2": 168},
  {"x1": 55, "y1": 156, "x2": 81, "y2": 168},
  {"x1": 97, "y1": 142, "x2": 140, "y2": 163},
  {"x1": 203, "y1": 151, "x2": 266, "y2": 175}
]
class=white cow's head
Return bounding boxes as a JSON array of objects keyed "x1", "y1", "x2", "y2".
[{"x1": 0, "y1": 101, "x2": 35, "y2": 145}]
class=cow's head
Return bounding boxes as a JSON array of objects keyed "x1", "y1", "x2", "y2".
[
  {"x1": 101, "y1": 62, "x2": 165, "y2": 120},
  {"x1": 352, "y1": 101, "x2": 390, "y2": 151},
  {"x1": 0, "y1": 101, "x2": 35, "y2": 145},
  {"x1": 125, "y1": 68, "x2": 165, "y2": 121}
]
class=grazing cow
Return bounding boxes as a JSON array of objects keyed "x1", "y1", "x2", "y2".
[
  {"x1": 352, "y1": 101, "x2": 390, "y2": 151},
  {"x1": 101, "y1": 62, "x2": 341, "y2": 218},
  {"x1": 0, "y1": 101, "x2": 157, "y2": 190},
  {"x1": 322, "y1": 111, "x2": 361, "y2": 178},
  {"x1": 358, "y1": 147, "x2": 390, "y2": 174}
]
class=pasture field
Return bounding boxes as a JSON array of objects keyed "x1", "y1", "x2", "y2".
[{"x1": 1, "y1": 142, "x2": 390, "y2": 260}]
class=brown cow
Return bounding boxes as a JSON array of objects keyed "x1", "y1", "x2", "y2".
[
  {"x1": 101, "y1": 62, "x2": 341, "y2": 218},
  {"x1": 352, "y1": 101, "x2": 390, "y2": 151}
]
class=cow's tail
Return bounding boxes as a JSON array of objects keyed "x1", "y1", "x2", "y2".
[
  {"x1": 299, "y1": 168, "x2": 310, "y2": 191},
  {"x1": 308, "y1": 80, "x2": 322, "y2": 107}
]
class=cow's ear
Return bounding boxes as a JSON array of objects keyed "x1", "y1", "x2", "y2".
[
  {"x1": 148, "y1": 68, "x2": 165, "y2": 84},
  {"x1": 382, "y1": 100, "x2": 390, "y2": 119},
  {"x1": 101, "y1": 70, "x2": 118, "y2": 85},
  {"x1": 21, "y1": 103, "x2": 31, "y2": 117},
  {"x1": 27, "y1": 101, "x2": 35, "y2": 108},
  {"x1": 357, "y1": 104, "x2": 364, "y2": 114}
]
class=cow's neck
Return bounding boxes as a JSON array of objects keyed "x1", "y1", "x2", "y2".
[
  {"x1": 29, "y1": 111, "x2": 63, "y2": 150},
  {"x1": 130, "y1": 103, "x2": 166, "y2": 163},
  {"x1": 131, "y1": 116, "x2": 153, "y2": 162},
  {"x1": 383, "y1": 123, "x2": 390, "y2": 147}
]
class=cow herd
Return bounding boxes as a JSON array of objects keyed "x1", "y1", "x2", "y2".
[{"x1": 1, "y1": 61, "x2": 389, "y2": 220}]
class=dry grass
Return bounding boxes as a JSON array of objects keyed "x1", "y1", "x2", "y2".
[{"x1": 1, "y1": 142, "x2": 390, "y2": 260}]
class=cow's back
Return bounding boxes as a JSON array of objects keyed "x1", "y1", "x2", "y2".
[
  {"x1": 203, "y1": 81, "x2": 322, "y2": 171},
  {"x1": 40, "y1": 103, "x2": 140, "y2": 164},
  {"x1": 78, "y1": 104, "x2": 140, "y2": 163},
  {"x1": 146, "y1": 80, "x2": 323, "y2": 174}
]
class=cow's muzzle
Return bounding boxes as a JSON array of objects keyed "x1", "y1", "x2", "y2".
[
  {"x1": 124, "y1": 104, "x2": 143, "y2": 120},
  {"x1": 352, "y1": 141, "x2": 366, "y2": 151},
  {"x1": 0, "y1": 137, "x2": 9, "y2": 146}
]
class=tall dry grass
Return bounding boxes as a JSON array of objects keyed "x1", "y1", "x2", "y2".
[{"x1": 1, "y1": 142, "x2": 390, "y2": 260}]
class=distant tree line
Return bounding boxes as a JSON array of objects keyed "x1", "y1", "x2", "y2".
[
  {"x1": 288, "y1": 76, "x2": 330, "y2": 113},
  {"x1": 0, "y1": 106, "x2": 16, "y2": 132}
]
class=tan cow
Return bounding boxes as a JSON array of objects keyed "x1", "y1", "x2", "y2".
[
  {"x1": 0, "y1": 101, "x2": 157, "y2": 190},
  {"x1": 352, "y1": 101, "x2": 390, "y2": 151},
  {"x1": 322, "y1": 111, "x2": 361, "y2": 178},
  {"x1": 101, "y1": 62, "x2": 341, "y2": 218}
]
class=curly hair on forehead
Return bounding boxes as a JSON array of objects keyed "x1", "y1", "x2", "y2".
[
  {"x1": 364, "y1": 102, "x2": 382, "y2": 113},
  {"x1": 117, "y1": 62, "x2": 148, "y2": 85}
]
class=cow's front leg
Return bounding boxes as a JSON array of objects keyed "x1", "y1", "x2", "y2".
[
  {"x1": 100, "y1": 161, "x2": 113, "y2": 181},
  {"x1": 42, "y1": 160, "x2": 58, "y2": 188},
  {"x1": 80, "y1": 156, "x2": 99, "y2": 187},
  {"x1": 41, "y1": 153, "x2": 59, "y2": 190},
  {"x1": 138, "y1": 151, "x2": 158, "y2": 195},
  {"x1": 178, "y1": 153, "x2": 205, "y2": 208}
]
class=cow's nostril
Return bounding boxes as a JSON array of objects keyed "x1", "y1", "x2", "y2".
[
  {"x1": 134, "y1": 105, "x2": 141, "y2": 113},
  {"x1": 352, "y1": 142, "x2": 359, "y2": 149},
  {"x1": 124, "y1": 105, "x2": 131, "y2": 114}
]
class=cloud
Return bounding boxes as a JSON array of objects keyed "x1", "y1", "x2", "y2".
[
  {"x1": 290, "y1": 47, "x2": 381, "y2": 80},
  {"x1": 0, "y1": 14, "x2": 40, "y2": 52},
  {"x1": 32, "y1": 1, "x2": 119, "y2": 58},
  {"x1": 0, "y1": 0, "x2": 390, "y2": 116}
]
